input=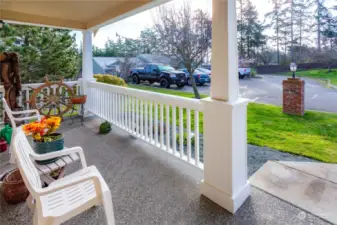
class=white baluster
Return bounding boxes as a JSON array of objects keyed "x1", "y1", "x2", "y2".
[
  {"x1": 155, "y1": 103, "x2": 158, "y2": 145},
  {"x1": 135, "y1": 98, "x2": 140, "y2": 136},
  {"x1": 118, "y1": 94, "x2": 122, "y2": 126},
  {"x1": 194, "y1": 111, "x2": 200, "y2": 166},
  {"x1": 187, "y1": 109, "x2": 191, "y2": 162},
  {"x1": 140, "y1": 99, "x2": 143, "y2": 138},
  {"x1": 149, "y1": 102, "x2": 153, "y2": 143},
  {"x1": 160, "y1": 103, "x2": 164, "y2": 149},
  {"x1": 172, "y1": 106, "x2": 177, "y2": 154},
  {"x1": 145, "y1": 101, "x2": 148, "y2": 140},
  {"x1": 179, "y1": 107, "x2": 184, "y2": 158},
  {"x1": 128, "y1": 96, "x2": 131, "y2": 131},
  {"x1": 166, "y1": 105, "x2": 170, "y2": 151},
  {"x1": 132, "y1": 97, "x2": 135, "y2": 134},
  {"x1": 109, "y1": 92, "x2": 113, "y2": 123}
]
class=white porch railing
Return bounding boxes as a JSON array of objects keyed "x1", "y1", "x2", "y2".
[
  {"x1": 0, "y1": 81, "x2": 80, "y2": 123},
  {"x1": 86, "y1": 81, "x2": 204, "y2": 169}
]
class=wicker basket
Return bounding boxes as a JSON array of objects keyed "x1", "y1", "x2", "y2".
[{"x1": 2, "y1": 169, "x2": 29, "y2": 204}]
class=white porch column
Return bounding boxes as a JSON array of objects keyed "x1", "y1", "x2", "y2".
[
  {"x1": 81, "y1": 30, "x2": 94, "y2": 95},
  {"x1": 200, "y1": 0, "x2": 250, "y2": 214}
]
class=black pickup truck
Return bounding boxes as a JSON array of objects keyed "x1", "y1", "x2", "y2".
[{"x1": 130, "y1": 63, "x2": 186, "y2": 88}]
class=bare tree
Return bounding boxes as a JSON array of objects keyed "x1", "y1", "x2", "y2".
[
  {"x1": 119, "y1": 57, "x2": 134, "y2": 82},
  {"x1": 153, "y1": 3, "x2": 212, "y2": 99}
]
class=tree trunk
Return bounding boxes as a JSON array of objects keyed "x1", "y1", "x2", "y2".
[
  {"x1": 239, "y1": 0, "x2": 244, "y2": 57},
  {"x1": 290, "y1": 0, "x2": 294, "y2": 62},
  {"x1": 189, "y1": 73, "x2": 200, "y2": 99},
  {"x1": 317, "y1": 0, "x2": 321, "y2": 52},
  {"x1": 276, "y1": 13, "x2": 280, "y2": 65}
]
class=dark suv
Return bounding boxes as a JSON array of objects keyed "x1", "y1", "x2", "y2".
[{"x1": 130, "y1": 63, "x2": 186, "y2": 88}]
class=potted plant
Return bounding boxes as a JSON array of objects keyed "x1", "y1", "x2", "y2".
[
  {"x1": 71, "y1": 95, "x2": 87, "y2": 104},
  {"x1": 22, "y1": 116, "x2": 63, "y2": 165}
]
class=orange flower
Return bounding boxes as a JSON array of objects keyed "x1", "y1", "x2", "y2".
[{"x1": 22, "y1": 116, "x2": 62, "y2": 141}]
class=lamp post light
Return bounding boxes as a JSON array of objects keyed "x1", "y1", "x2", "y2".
[{"x1": 290, "y1": 62, "x2": 297, "y2": 79}]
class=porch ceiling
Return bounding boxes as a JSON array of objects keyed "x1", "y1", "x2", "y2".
[{"x1": 0, "y1": 0, "x2": 168, "y2": 30}]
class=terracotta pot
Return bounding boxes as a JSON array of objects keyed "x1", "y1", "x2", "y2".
[
  {"x1": 2, "y1": 169, "x2": 29, "y2": 204},
  {"x1": 71, "y1": 95, "x2": 87, "y2": 104}
]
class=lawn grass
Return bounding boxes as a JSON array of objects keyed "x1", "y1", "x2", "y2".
[
  {"x1": 248, "y1": 103, "x2": 337, "y2": 163},
  {"x1": 284, "y1": 69, "x2": 337, "y2": 86},
  {"x1": 130, "y1": 84, "x2": 337, "y2": 163}
]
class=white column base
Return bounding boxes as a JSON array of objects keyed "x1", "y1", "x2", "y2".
[
  {"x1": 200, "y1": 97, "x2": 250, "y2": 214},
  {"x1": 201, "y1": 180, "x2": 250, "y2": 214}
]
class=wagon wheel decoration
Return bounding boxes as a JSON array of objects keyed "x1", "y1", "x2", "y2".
[{"x1": 29, "y1": 77, "x2": 74, "y2": 117}]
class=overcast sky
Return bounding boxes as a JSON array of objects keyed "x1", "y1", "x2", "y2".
[{"x1": 75, "y1": 0, "x2": 334, "y2": 48}]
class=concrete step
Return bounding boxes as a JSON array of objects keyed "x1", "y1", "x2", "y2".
[{"x1": 250, "y1": 161, "x2": 337, "y2": 224}]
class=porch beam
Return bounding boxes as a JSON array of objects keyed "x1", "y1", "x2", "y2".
[
  {"x1": 87, "y1": 0, "x2": 172, "y2": 31},
  {"x1": 200, "y1": 0, "x2": 250, "y2": 214},
  {"x1": 0, "y1": 9, "x2": 86, "y2": 30}
]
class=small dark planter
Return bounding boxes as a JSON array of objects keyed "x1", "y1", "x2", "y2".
[{"x1": 34, "y1": 133, "x2": 64, "y2": 165}]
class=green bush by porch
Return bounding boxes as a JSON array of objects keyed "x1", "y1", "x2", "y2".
[{"x1": 130, "y1": 84, "x2": 337, "y2": 163}]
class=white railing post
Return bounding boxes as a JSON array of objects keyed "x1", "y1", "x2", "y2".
[
  {"x1": 200, "y1": 0, "x2": 250, "y2": 214},
  {"x1": 81, "y1": 30, "x2": 95, "y2": 113}
]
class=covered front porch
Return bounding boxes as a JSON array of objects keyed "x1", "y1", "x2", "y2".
[
  {"x1": 1, "y1": 0, "x2": 335, "y2": 224},
  {"x1": 1, "y1": 0, "x2": 251, "y2": 215},
  {"x1": 0, "y1": 118, "x2": 329, "y2": 225}
]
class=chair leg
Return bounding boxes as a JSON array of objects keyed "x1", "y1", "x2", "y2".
[
  {"x1": 9, "y1": 142, "x2": 16, "y2": 164},
  {"x1": 26, "y1": 194, "x2": 35, "y2": 211},
  {"x1": 102, "y1": 190, "x2": 115, "y2": 225},
  {"x1": 33, "y1": 210, "x2": 50, "y2": 225}
]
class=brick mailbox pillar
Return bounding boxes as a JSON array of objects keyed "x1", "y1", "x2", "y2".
[{"x1": 283, "y1": 78, "x2": 305, "y2": 116}]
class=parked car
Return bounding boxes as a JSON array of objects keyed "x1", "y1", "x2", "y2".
[
  {"x1": 238, "y1": 67, "x2": 251, "y2": 79},
  {"x1": 195, "y1": 68, "x2": 211, "y2": 77},
  {"x1": 201, "y1": 64, "x2": 251, "y2": 79},
  {"x1": 130, "y1": 63, "x2": 186, "y2": 88},
  {"x1": 178, "y1": 68, "x2": 211, "y2": 86}
]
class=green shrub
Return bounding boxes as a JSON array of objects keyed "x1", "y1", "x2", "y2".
[
  {"x1": 94, "y1": 74, "x2": 127, "y2": 87},
  {"x1": 251, "y1": 68, "x2": 257, "y2": 77},
  {"x1": 99, "y1": 121, "x2": 112, "y2": 134},
  {"x1": 176, "y1": 132, "x2": 195, "y2": 146}
]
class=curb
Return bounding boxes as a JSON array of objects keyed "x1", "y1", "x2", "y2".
[
  {"x1": 251, "y1": 75, "x2": 263, "y2": 79},
  {"x1": 319, "y1": 78, "x2": 337, "y2": 91}
]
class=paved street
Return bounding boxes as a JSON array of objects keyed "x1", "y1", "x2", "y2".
[{"x1": 151, "y1": 75, "x2": 337, "y2": 113}]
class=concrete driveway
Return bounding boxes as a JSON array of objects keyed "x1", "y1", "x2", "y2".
[{"x1": 175, "y1": 75, "x2": 337, "y2": 113}]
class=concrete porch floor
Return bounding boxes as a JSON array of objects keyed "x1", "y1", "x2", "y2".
[{"x1": 0, "y1": 118, "x2": 331, "y2": 225}]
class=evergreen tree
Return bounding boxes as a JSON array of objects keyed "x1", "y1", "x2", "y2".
[
  {"x1": 294, "y1": 0, "x2": 314, "y2": 62},
  {"x1": 237, "y1": 0, "x2": 247, "y2": 57},
  {"x1": 316, "y1": 0, "x2": 326, "y2": 52},
  {"x1": 0, "y1": 24, "x2": 80, "y2": 83},
  {"x1": 237, "y1": 0, "x2": 266, "y2": 59},
  {"x1": 320, "y1": 6, "x2": 337, "y2": 51},
  {"x1": 265, "y1": 0, "x2": 284, "y2": 64}
]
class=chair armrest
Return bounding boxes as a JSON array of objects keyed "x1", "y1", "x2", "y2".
[
  {"x1": 12, "y1": 109, "x2": 41, "y2": 122},
  {"x1": 11, "y1": 109, "x2": 40, "y2": 116},
  {"x1": 30, "y1": 146, "x2": 87, "y2": 168},
  {"x1": 37, "y1": 167, "x2": 102, "y2": 196},
  {"x1": 13, "y1": 115, "x2": 41, "y2": 122}
]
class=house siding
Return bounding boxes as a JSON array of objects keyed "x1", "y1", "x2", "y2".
[{"x1": 93, "y1": 59, "x2": 105, "y2": 74}]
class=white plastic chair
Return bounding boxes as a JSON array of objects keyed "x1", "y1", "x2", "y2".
[
  {"x1": 2, "y1": 97, "x2": 41, "y2": 163},
  {"x1": 12, "y1": 130, "x2": 115, "y2": 225}
]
